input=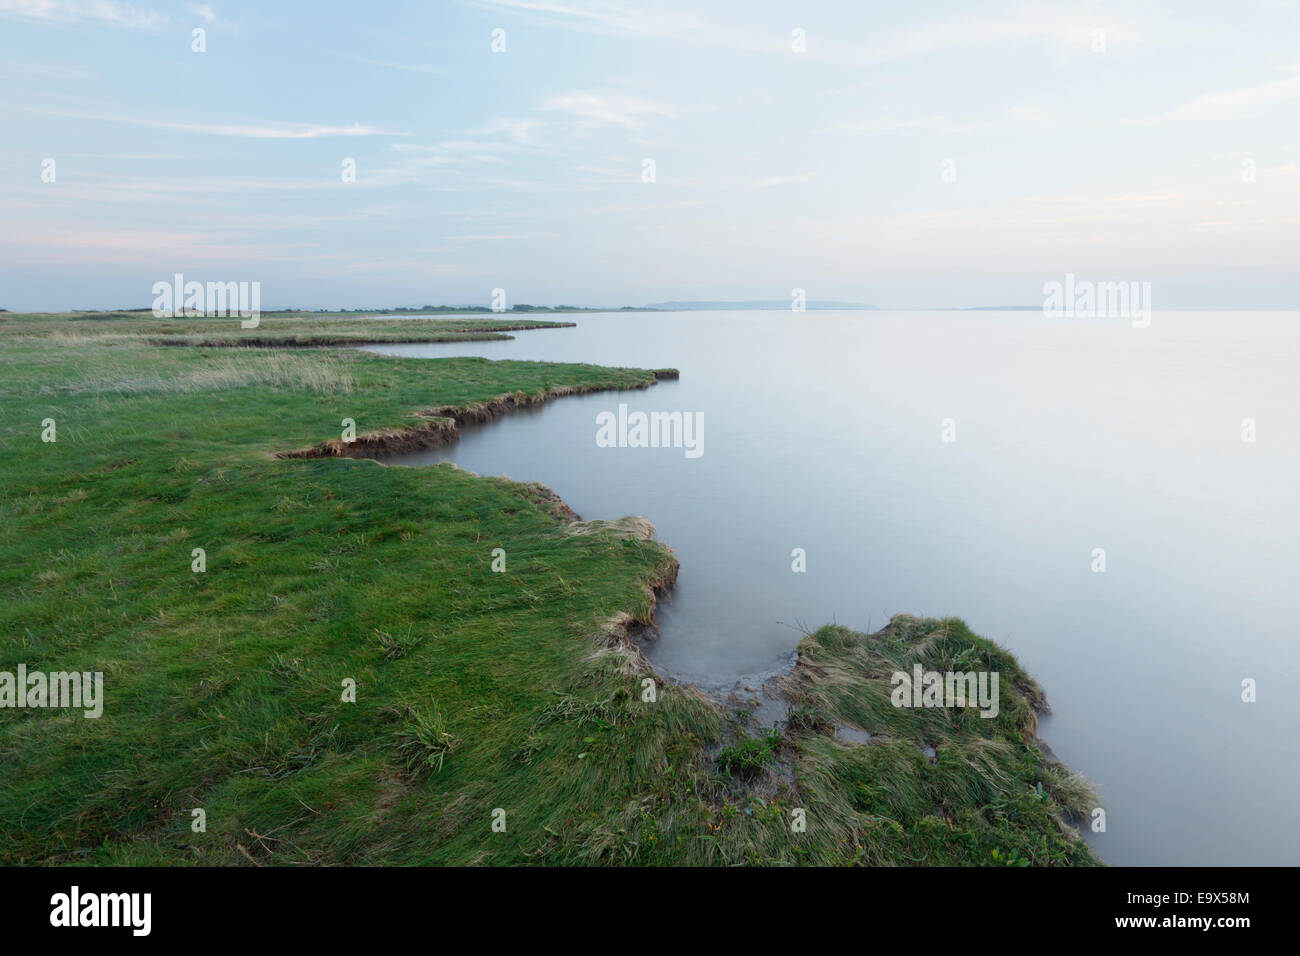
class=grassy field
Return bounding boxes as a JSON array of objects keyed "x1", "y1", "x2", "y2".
[
  {"x1": 0, "y1": 313, "x2": 1099, "y2": 865},
  {"x1": 0, "y1": 309, "x2": 577, "y2": 348}
]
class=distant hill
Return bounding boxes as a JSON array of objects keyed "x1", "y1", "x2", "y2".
[
  {"x1": 646, "y1": 300, "x2": 877, "y2": 310},
  {"x1": 948, "y1": 305, "x2": 1042, "y2": 311}
]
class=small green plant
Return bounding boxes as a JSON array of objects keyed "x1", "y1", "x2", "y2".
[
  {"x1": 716, "y1": 728, "x2": 782, "y2": 778},
  {"x1": 373, "y1": 626, "x2": 416, "y2": 662},
  {"x1": 266, "y1": 652, "x2": 303, "y2": 682},
  {"x1": 991, "y1": 847, "x2": 1031, "y2": 866},
  {"x1": 393, "y1": 703, "x2": 458, "y2": 777}
]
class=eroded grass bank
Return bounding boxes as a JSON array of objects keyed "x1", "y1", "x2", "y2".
[{"x1": 0, "y1": 312, "x2": 1098, "y2": 865}]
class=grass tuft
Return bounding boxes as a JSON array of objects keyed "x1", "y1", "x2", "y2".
[
  {"x1": 717, "y1": 728, "x2": 783, "y2": 778},
  {"x1": 393, "y1": 704, "x2": 458, "y2": 778}
]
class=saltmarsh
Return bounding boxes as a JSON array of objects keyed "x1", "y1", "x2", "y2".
[
  {"x1": 0, "y1": 309, "x2": 577, "y2": 349},
  {"x1": 0, "y1": 313, "x2": 1099, "y2": 865}
]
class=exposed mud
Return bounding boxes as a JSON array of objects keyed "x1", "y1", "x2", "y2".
[
  {"x1": 274, "y1": 377, "x2": 660, "y2": 461},
  {"x1": 589, "y1": 551, "x2": 684, "y2": 682}
]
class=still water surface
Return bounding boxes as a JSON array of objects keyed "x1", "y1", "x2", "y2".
[{"x1": 367, "y1": 310, "x2": 1300, "y2": 866}]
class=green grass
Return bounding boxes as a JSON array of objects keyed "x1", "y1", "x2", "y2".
[
  {"x1": 779, "y1": 617, "x2": 1100, "y2": 866},
  {"x1": 717, "y1": 729, "x2": 784, "y2": 778},
  {"x1": 0, "y1": 312, "x2": 1100, "y2": 866},
  {"x1": 0, "y1": 309, "x2": 577, "y2": 348}
]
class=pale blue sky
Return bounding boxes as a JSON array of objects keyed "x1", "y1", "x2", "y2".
[{"x1": 2, "y1": 0, "x2": 1298, "y2": 310}]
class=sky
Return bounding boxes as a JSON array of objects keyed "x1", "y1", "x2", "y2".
[{"x1": 1, "y1": 0, "x2": 1298, "y2": 311}]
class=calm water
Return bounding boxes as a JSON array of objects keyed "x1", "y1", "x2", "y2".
[{"x1": 367, "y1": 310, "x2": 1300, "y2": 866}]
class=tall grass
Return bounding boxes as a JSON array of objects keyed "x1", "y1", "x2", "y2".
[{"x1": 58, "y1": 351, "x2": 358, "y2": 395}]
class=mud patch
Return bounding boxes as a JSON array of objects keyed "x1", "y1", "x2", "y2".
[{"x1": 275, "y1": 377, "x2": 659, "y2": 461}]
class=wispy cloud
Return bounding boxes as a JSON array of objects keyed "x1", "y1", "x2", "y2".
[
  {"x1": 1162, "y1": 72, "x2": 1300, "y2": 122},
  {"x1": 818, "y1": 115, "x2": 950, "y2": 134},
  {"x1": 480, "y1": 117, "x2": 547, "y2": 143},
  {"x1": 351, "y1": 55, "x2": 450, "y2": 75},
  {"x1": 464, "y1": 0, "x2": 713, "y2": 41},
  {"x1": 751, "y1": 174, "x2": 815, "y2": 188},
  {"x1": 186, "y1": 2, "x2": 215, "y2": 24},
  {"x1": 0, "y1": 57, "x2": 94, "y2": 79},
  {"x1": 860, "y1": 6, "x2": 1141, "y2": 61},
  {"x1": 442, "y1": 231, "x2": 561, "y2": 241},
  {"x1": 1007, "y1": 69, "x2": 1300, "y2": 128},
  {"x1": 18, "y1": 107, "x2": 407, "y2": 138},
  {"x1": 0, "y1": 0, "x2": 166, "y2": 28},
  {"x1": 466, "y1": 1, "x2": 1141, "y2": 62},
  {"x1": 0, "y1": 225, "x2": 311, "y2": 264},
  {"x1": 543, "y1": 91, "x2": 676, "y2": 129}
]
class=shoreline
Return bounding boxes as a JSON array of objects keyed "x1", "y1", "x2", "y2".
[
  {"x1": 1, "y1": 312, "x2": 1100, "y2": 865},
  {"x1": 274, "y1": 369, "x2": 677, "y2": 460},
  {"x1": 305, "y1": 364, "x2": 1101, "y2": 865}
]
